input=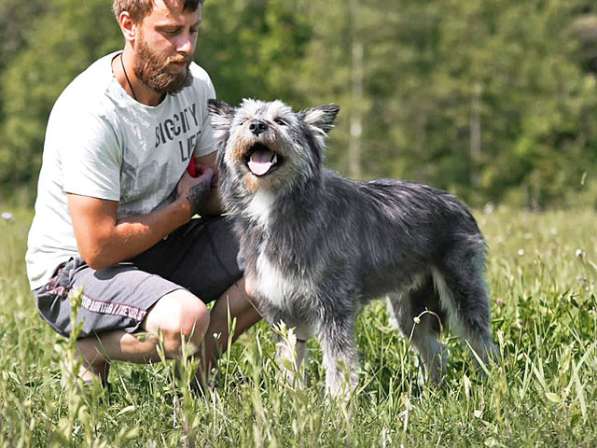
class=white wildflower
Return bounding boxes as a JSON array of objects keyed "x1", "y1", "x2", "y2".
[{"x1": 483, "y1": 203, "x2": 495, "y2": 215}]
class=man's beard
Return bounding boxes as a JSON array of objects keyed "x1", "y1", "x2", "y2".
[{"x1": 134, "y1": 39, "x2": 193, "y2": 95}]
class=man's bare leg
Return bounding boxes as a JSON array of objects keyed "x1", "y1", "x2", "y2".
[
  {"x1": 195, "y1": 278, "x2": 261, "y2": 388},
  {"x1": 76, "y1": 289, "x2": 210, "y2": 384}
]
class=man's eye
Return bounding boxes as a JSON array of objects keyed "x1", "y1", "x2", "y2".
[{"x1": 274, "y1": 117, "x2": 287, "y2": 126}]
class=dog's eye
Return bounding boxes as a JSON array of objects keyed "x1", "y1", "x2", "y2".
[{"x1": 274, "y1": 117, "x2": 287, "y2": 126}]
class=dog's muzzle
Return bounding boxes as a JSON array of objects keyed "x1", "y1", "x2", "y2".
[{"x1": 245, "y1": 143, "x2": 281, "y2": 177}]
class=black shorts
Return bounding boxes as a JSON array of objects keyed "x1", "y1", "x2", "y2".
[{"x1": 34, "y1": 217, "x2": 242, "y2": 338}]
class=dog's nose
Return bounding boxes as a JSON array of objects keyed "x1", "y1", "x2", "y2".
[{"x1": 249, "y1": 120, "x2": 268, "y2": 136}]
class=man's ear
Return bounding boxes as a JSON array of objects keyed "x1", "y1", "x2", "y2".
[
  {"x1": 208, "y1": 99, "x2": 235, "y2": 139},
  {"x1": 118, "y1": 11, "x2": 137, "y2": 44},
  {"x1": 300, "y1": 104, "x2": 340, "y2": 136}
]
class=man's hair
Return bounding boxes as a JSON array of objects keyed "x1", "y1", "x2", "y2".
[{"x1": 113, "y1": 0, "x2": 204, "y2": 23}]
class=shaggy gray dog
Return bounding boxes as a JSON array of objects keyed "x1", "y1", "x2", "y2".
[{"x1": 208, "y1": 98, "x2": 497, "y2": 397}]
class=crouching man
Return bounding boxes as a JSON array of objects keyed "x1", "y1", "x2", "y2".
[{"x1": 25, "y1": 0, "x2": 260, "y2": 389}]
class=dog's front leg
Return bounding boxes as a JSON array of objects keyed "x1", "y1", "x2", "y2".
[
  {"x1": 275, "y1": 324, "x2": 310, "y2": 387},
  {"x1": 319, "y1": 320, "x2": 359, "y2": 399}
]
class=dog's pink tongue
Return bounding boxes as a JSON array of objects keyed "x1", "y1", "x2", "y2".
[{"x1": 248, "y1": 149, "x2": 275, "y2": 176}]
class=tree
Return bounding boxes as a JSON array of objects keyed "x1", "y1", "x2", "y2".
[
  {"x1": 0, "y1": 0, "x2": 594, "y2": 208},
  {"x1": 199, "y1": 0, "x2": 311, "y2": 104},
  {"x1": 0, "y1": 0, "x2": 121, "y2": 198},
  {"x1": 0, "y1": 0, "x2": 48, "y2": 144}
]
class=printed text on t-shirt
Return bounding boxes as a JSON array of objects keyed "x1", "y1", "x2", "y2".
[{"x1": 154, "y1": 103, "x2": 202, "y2": 162}]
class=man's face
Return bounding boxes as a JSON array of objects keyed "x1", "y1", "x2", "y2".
[{"x1": 133, "y1": 0, "x2": 202, "y2": 95}]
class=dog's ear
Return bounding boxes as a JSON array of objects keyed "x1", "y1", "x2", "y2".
[
  {"x1": 300, "y1": 104, "x2": 340, "y2": 136},
  {"x1": 208, "y1": 99, "x2": 235, "y2": 138}
]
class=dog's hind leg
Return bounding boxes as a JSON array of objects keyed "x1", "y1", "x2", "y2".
[
  {"x1": 431, "y1": 242, "x2": 498, "y2": 369},
  {"x1": 388, "y1": 275, "x2": 448, "y2": 384}
]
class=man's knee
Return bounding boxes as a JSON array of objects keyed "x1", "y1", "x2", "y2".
[{"x1": 144, "y1": 289, "x2": 209, "y2": 358}]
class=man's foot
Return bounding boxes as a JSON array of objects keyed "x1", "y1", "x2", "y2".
[{"x1": 79, "y1": 362, "x2": 110, "y2": 390}]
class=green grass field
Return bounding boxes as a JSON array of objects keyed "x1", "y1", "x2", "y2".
[{"x1": 0, "y1": 207, "x2": 595, "y2": 447}]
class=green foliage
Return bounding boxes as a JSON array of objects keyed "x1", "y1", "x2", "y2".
[
  {"x1": 199, "y1": 0, "x2": 312, "y2": 103},
  {"x1": 0, "y1": 0, "x2": 121, "y2": 194},
  {"x1": 0, "y1": 208, "x2": 595, "y2": 446},
  {"x1": 0, "y1": 0, "x2": 595, "y2": 207},
  {"x1": 0, "y1": 0, "x2": 48, "y2": 122}
]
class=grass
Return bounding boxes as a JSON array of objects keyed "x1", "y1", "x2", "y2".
[{"x1": 0, "y1": 207, "x2": 595, "y2": 447}]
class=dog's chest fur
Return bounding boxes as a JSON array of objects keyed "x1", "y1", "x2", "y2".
[
  {"x1": 246, "y1": 190, "x2": 276, "y2": 228},
  {"x1": 253, "y1": 249, "x2": 314, "y2": 310},
  {"x1": 239, "y1": 197, "x2": 318, "y2": 319}
]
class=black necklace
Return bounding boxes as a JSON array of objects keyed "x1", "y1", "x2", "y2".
[{"x1": 120, "y1": 53, "x2": 138, "y2": 101}]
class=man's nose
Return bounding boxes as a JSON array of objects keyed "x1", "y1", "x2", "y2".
[
  {"x1": 249, "y1": 120, "x2": 268, "y2": 136},
  {"x1": 176, "y1": 33, "x2": 195, "y2": 54}
]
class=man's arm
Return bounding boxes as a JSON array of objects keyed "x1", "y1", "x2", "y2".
[
  {"x1": 68, "y1": 167, "x2": 213, "y2": 271},
  {"x1": 68, "y1": 194, "x2": 193, "y2": 271}
]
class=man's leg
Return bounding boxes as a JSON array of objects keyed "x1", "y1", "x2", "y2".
[
  {"x1": 73, "y1": 217, "x2": 260, "y2": 385},
  {"x1": 77, "y1": 279, "x2": 261, "y2": 386},
  {"x1": 76, "y1": 289, "x2": 210, "y2": 383},
  {"x1": 137, "y1": 218, "x2": 262, "y2": 386},
  {"x1": 197, "y1": 278, "x2": 261, "y2": 385}
]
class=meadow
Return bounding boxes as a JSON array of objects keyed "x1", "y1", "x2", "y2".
[{"x1": 0, "y1": 207, "x2": 595, "y2": 447}]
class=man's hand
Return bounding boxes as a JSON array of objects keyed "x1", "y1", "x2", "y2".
[{"x1": 177, "y1": 165, "x2": 215, "y2": 216}]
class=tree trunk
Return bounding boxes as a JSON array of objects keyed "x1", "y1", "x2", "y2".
[
  {"x1": 348, "y1": 0, "x2": 363, "y2": 179},
  {"x1": 470, "y1": 82, "x2": 482, "y2": 188}
]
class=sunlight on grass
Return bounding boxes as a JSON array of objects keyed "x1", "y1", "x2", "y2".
[{"x1": 0, "y1": 207, "x2": 595, "y2": 446}]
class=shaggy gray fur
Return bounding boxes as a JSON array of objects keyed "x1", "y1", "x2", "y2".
[{"x1": 209, "y1": 98, "x2": 497, "y2": 397}]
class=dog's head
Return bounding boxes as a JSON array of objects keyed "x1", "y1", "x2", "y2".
[{"x1": 208, "y1": 99, "x2": 339, "y2": 194}]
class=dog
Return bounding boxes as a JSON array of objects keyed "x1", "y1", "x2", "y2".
[{"x1": 208, "y1": 98, "x2": 498, "y2": 398}]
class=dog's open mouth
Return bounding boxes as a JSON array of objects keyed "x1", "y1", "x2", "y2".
[{"x1": 245, "y1": 143, "x2": 281, "y2": 177}]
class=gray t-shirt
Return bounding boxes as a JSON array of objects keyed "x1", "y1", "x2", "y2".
[{"x1": 26, "y1": 52, "x2": 217, "y2": 290}]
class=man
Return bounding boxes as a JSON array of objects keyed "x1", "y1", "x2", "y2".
[{"x1": 25, "y1": 0, "x2": 260, "y2": 388}]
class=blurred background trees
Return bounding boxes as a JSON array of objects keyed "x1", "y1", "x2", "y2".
[{"x1": 0, "y1": 0, "x2": 595, "y2": 208}]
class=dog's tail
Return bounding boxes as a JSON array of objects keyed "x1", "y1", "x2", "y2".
[{"x1": 430, "y1": 249, "x2": 498, "y2": 368}]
